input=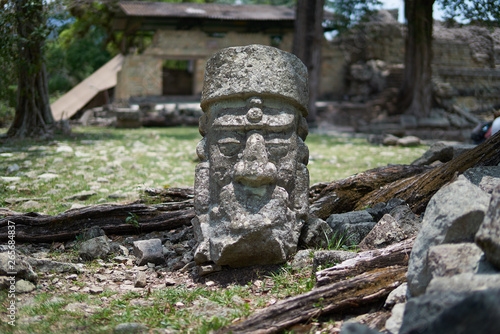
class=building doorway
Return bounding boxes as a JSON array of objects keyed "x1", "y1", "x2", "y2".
[{"x1": 162, "y1": 59, "x2": 194, "y2": 96}]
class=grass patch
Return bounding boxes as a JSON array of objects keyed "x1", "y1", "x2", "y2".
[{"x1": 1, "y1": 126, "x2": 427, "y2": 215}]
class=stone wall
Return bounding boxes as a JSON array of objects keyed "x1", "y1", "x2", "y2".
[
  {"x1": 115, "y1": 13, "x2": 500, "y2": 108},
  {"x1": 115, "y1": 28, "x2": 294, "y2": 100}
]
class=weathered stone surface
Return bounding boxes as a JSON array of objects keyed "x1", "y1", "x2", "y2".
[
  {"x1": 396, "y1": 136, "x2": 421, "y2": 147},
  {"x1": 133, "y1": 239, "x2": 164, "y2": 266},
  {"x1": 359, "y1": 205, "x2": 420, "y2": 250},
  {"x1": 15, "y1": 279, "x2": 36, "y2": 293},
  {"x1": 412, "y1": 142, "x2": 475, "y2": 166},
  {"x1": 134, "y1": 272, "x2": 147, "y2": 288},
  {"x1": 475, "y1": 184, "x2": 500, "y2": 269},
  {"x1": 407, "y1": 176, "x2": 490, "y2": 297},
  {"x1": 479, "y1": 175, "x2": 500, "y2": 194},
  {"x1": 193, "y1": 44, "x2": 310, "y2": 267},
  {"x1": 291, "y1": 250, "x2": 313, "y2": 270},
  {"x1": 463, "y1": 166, "x2": 500, "y2": 187},
  {"x1": 113, "y1": 322, "x2": 148, "y2": 334},
  {"x1": 427, "y1": 243, "x2": 487, "y2": 280},
  {"x1": 299, "y1": 217, "x2": 334, "y2": 249},
  {"x1": 365, "y1": 198, "x2": 406, "y2": 221},
  {"x1": 0, "y1": 252, "x2": 37, "y2": 282},
  {"x1": 427, "y1": 273, "x2": 500, "y2": 293},
  {"x1": 384, "y1": 282, "x2": 407, "y2": 307},
  {"x1": 327, "y1": 211, "x2": 376, "y2": 245},
  {"x1": 399, "y1": 290, "x2": 500, "y2": 334},
  {"x1": 384, "y1": 303, "x2": 405, "y2": 334},
  {"x1": 24, "y1": 257, "x2": 81, "y2": 274},
  {"x1": 79, "y1": 236, "x2": 112, "y2": 261},
  {"x1": 340, "y1": 322, "x2": 382, "y2": 334},
  {"x1": 312, "y1": 250, "x2": 357, "y2": 271}
]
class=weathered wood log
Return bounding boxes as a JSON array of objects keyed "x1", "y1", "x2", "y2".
[
  {"x1": 355, "y1": 131, "x2": 500, "y2": 214},
  {"x1": 316, "y1": 237, "x2": 414, "y2": 287},
  {"x1": 218, "y1": 266, "x2": 407, "y2": 334},
  {"x1": 0, "y1": 201, "x2": 194, "y2": 243},
  {"x1": 311, "y1": 131, "x2": 500, "y2": 218},
  {"x1": 309, "y1": 164, "x2": 433, "y2": 219}
]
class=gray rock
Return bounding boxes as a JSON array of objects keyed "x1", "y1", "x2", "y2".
[
  {"x1": 427, "y1": 273, "x2": 500, "y2": 293},
  {"x1": 382, "y1": 134, "x2": 399, "y2": 146},
  {"x1": 15, "y1": 279, "x2": 36, "y2": 293},
  {"x1": 21, "y1": 200, "x2": 42, "y2": 210},
  {"x1": 427, "y1": 243, "x2": 487, "y2": 280},
  {"x1": 397, "y1": 136, "x2": 421, "y2": 147},
  {"x1": 64, "y1": 190, "x2": 97, "y2": 201},
  {"x1": 291, "y1": 250, "x2": 313, "y2": 270},
  {"x1": 463, "y1": 166, "x2": 500, "y2": 187},
  {"x1": 384, "y1": 303, "x2": 405, "y2": 334},
  {"x1": 384, "y1": 282, "x2": 407, "y2": 307},
  {"x1": 359, "y1": 205, "x2": 421, "y2": 250},
  {"x1": 399, "y1": 289, "x2": 500, "y2": 334},
  {"x1": 479, "y1": 175, "x2": 500, "y2": 194},
  {"x1": 327, "y1": 211, "x2": 375, "y2": 245},
  {"x1": 0, "y1": 253, "x2": 37, "y2": 282},
  {"x1": 299, "y1": 217, "x2": 334, "y2": 249},
  {"x1": 134, "y1": 272, "x2": 147, "y2": 288},
  {"x1": 407, "y1": 176, "x2": 490, "y2": 297},
  {"x1": 411, "y1": 142, "x2": 454, "y2": 165},
  {"x1": 412, "y1": 142, "x2": 475, "y2": 166},
  {"x1": 475, "y1": 184, "x2": 500, "y2": 269},
  {"x1": 80, "y1": 227, "x2": 106, "y2": 241},
  {"x1": 313, "y1": 250, "x2": 357, "y2": 271},
  {"x1": 6, "y1": 164, "x2": 20, "y2": 174},
  {"x1": 113, "y1": 322, "x2": 148, "y2": 334},
  {"x1": 79, "y1": 236, "x2": 112, "y2": 261},
  {"x1": 198, "y1": 263, "x2": 222, "y2": 276},
  {"x1": 365, "y1": 198, "x2": 406, "y2": 221},
  {"x1": 24, "y1": 257, "x2": 80, "y2": 274},
  {"x1": 133, "y1": 239, "x2": 164, "y2": 266},
  {"x1": 340, "y1": 322, "x2": 382, "y2": 334}
]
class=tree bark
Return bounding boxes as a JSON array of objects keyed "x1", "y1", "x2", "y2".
[
  {"x1": 7, "y1": 0, "x2": 54, "y2": 138},
  {"x1": 311, "y1": 132, "x2": 500, "y2": 217},
  {"x1": 293, "y1": 0, "x2": 324, "y2": 127},
  {"x1": 0, "y1": 202, "x2": 194, "y2": 243},
  {"x1": 398, "y1": 0, "x2": 434, "y2": 117},
  {"x1": 310, "y1": 164, "x2": 433, "y2": 219},
  {"x1": 218, "y1": 266, "x2": 407, "y2": 334},
  {"x1": 316, "y1": 238, "x2": 414, "y2": 287}
]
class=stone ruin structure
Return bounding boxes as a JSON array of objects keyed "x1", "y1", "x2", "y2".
[{"x1": 192, "y1": 44, "x2": 310, "y2": 267}]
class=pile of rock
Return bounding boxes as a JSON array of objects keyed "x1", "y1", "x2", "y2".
[{"x1": 337, "y1": 169, "x2": 500, "y2": 333}]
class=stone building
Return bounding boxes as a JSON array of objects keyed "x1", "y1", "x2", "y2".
[{"x1": 112, "y1": 1, "x2": 298, "y2": 102}]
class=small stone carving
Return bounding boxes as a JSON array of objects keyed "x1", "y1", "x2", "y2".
[{"x1": 192, "y1": 44, "x2": 310, "y2": 267}]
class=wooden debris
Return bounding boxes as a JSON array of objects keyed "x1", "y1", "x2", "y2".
[
  {"x1": 218, "y1": 266, "x2": 407, "y2": 334},
  {"x1": 316, "y1": 238, "x2": 414, "y2": 287}
]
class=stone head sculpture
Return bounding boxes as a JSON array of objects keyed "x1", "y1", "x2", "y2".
[{"x1": 193, "y1": 44, "x2": 310, "y2": 267}]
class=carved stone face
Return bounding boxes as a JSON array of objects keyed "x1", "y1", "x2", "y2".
[
  {"x1": 193, "y1": 95, "x2": 309, "y2": 267},
  {"x1": 193, "y1": 44, "x2": 309, "y2": 267}
]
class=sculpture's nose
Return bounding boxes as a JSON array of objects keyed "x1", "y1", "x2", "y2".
[{"x1": 234, "y1": 133, "x2": 277, "y2": 187}]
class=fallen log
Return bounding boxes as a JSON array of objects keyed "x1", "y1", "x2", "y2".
[
  {"x1": 355, "y1": 131, "x2": 500, "y2": 213},
  {"x1": 218, "y1": 266, "x2": 407, "y2": 334},
  {"x1": 311, "y1": 131, "x2": 500, "y2": 218},
  {"x1": 0, "y1": 201, "x2": 194, "y2": 243},
  {"x1": 316, "y1": 237, "x2": 414, "y2": 287},
  {"x1": 309, "y1": 164, "x2": 433, "y2": 219}
]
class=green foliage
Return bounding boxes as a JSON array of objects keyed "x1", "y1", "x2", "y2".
[
  {"x1": 437, "y1": 0, "x2": 500, "y2": 25},
  {"x1": 324, "y1": 0, "x2": 382, "y2": 35}
]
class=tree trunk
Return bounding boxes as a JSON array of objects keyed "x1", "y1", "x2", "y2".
[
  {"x1": 398, "y1": 0, "x2": 434, "y2": 117},
  {"x1": 218, "y1": 266, "x2": 407, "y2": 334},
  {"x1": 293, "y1": 0, "x2": 324, "y2": 127},
  {"x1": 7, "y1": 0, "x2": 54, "y2": 138}
]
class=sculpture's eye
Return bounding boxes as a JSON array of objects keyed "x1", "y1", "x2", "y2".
[
  {"x1": 218, "y1": 138, "x2": 242, "y2": 157},
  {"x1": 266, "y1": 143, "x2": 289, "y2": 161}
]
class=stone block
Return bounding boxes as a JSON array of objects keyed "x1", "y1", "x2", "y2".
[
  {"x1": 475, "y1": 184, "x2": 500, "y2": 269},
  {"x1": 133, "y1": 239, "x2": 164, "y2": 266},
  {"x1": 407, "y1": 176, "x2": 490, "y2": 297}
]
